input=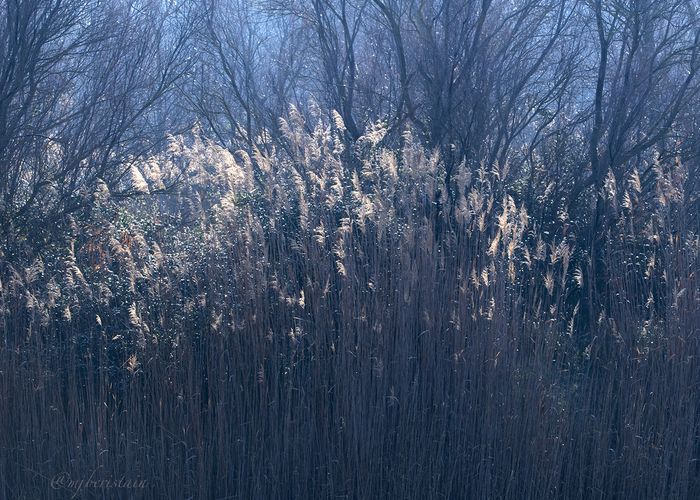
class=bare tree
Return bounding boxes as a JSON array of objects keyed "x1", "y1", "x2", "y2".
[
  {"x1": 0, "y1": 0, "x2": 196, "y2": 251},
  {"x1": 569, "y1": 0, "x2": 700, "y2": 210}
]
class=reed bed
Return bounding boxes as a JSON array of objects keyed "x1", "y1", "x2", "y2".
[{"x1": 1, "y1": 112, "x2": 698, "y2": 499}]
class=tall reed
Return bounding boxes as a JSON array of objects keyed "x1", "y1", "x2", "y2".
[{"x1": 1, "y1": 112, "x2": 698, "y2": 499}]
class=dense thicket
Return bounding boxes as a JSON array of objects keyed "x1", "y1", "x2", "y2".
[{"x1": 0, "y1": 0, "x2": 699, "y2": 498}]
